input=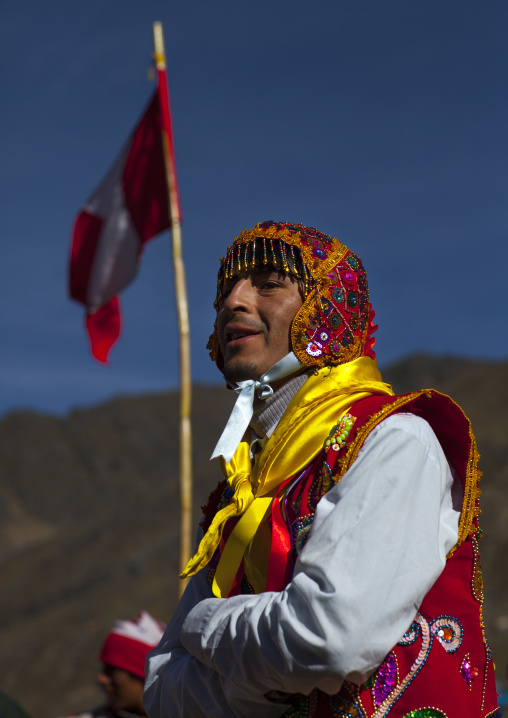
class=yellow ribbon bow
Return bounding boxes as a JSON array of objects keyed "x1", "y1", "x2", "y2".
[{"x1": 180, "y1": 440, "x2": 253, "y2": 578}]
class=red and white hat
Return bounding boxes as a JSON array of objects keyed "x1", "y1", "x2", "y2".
[{"x1": 99, "y1": 610, "x2": 165, "y2": 680}]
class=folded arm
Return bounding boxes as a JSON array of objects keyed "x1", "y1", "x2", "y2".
[
  {"x1": 144, "y1": 537, "x2": 290, "y2": 718},
  {"x1": 145, "y1": 414, "x2": 460, "y2": 715}
]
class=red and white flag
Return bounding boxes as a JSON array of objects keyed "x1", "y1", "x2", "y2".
[{"x1": 69, "y1": 75, "x2": 181, "y2": 363}]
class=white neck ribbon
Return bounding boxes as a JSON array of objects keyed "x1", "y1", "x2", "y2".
[{"x1": 211, "y1": 352, "x2": 304, "y2": 463}]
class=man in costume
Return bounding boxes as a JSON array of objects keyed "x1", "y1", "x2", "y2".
[
  {"x1": 144, "y1": 221, "x2": 500, "y2": 717},
  {"x1": 61, "y1": 611, "x2": 164, "y2": 718}
]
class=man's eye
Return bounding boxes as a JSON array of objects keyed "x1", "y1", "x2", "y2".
[{"x1": 260, "y1": 281, "x2": 280, "y2": 290}]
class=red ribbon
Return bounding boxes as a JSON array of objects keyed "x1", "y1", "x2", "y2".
[{"x1": 266, "y1": 477, "x2": 295, "y2": 592}]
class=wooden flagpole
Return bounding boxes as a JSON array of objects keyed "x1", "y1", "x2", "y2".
[{"x1": 153, "y1": 22, "x2": 192, "y2": 598}]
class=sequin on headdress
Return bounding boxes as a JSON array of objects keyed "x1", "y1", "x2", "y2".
[{"x1": 207, "y1": 220, "x2": 377, "y2": 369}]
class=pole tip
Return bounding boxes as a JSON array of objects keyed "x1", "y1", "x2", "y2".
[{"x1": 153, "y1": 21, "x2": 166, "y2": 65}]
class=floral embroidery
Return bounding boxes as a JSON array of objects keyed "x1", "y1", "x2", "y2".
[
  {"x1": 329, "y1": 693, "x2": 361, "y2": 717},
  {"x1": 372, "y1": 653, "x2": 398, "y2": 706},
  {"x1": 370, "y1": 614, "x2": 432, "y2": 718},
  {"x1": 460, "y1": 652, "x2": 480, "y2": 689},
  {"x1": 430, "y1": 616, "x2": 463, "y2": 653},
  {"x1": 398, "y1": 621, "x2": 419, "y2": 646},
  {"x1": 325, "y1": 414, "x2": 355, "y2": 451},
  {"x1": 292, "y1": 515, "x2": 314, "y2": 555}
]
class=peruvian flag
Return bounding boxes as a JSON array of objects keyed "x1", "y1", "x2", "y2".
[{"x1": 69, "y1": 76, "x2": 181, "y2": 363}]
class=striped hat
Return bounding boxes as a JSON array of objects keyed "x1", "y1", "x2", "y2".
[{"x1": 99, "y1": 611, "x2": 165, "y2": 680}]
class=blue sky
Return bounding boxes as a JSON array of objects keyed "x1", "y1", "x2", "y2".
[{"x1": 1, "y1": 1, "x2": 507, "y2": 418}]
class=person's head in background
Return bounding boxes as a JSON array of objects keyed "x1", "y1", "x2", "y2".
[{"x1": 97, "y1": 611, "x2": 165, "y2": 715}]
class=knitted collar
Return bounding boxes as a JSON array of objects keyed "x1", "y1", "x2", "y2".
[{"x1": 250, "y1": 369, "x2": 312, "y2": 441}]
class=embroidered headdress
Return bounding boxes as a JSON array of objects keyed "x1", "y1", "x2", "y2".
[{"x1": 207, "y1": 220, "x2": 376, "y2": 369}]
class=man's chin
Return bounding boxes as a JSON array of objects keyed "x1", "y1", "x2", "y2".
[{"x1": 223, "y1": 361, "x2": 260, "y2": 384}]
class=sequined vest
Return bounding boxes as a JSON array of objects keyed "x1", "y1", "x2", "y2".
[{"x1": 201, "y1": 391, "x2": 500, "y2": 718}]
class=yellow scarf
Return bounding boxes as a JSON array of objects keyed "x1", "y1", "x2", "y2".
[{"x1": 181, "y1": 357, "x2": 394, "y2": 596}]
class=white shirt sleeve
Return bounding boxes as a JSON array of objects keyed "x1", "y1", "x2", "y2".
[
  {"x1": 146, "y1": 414, "x2": 460, "y2": 717},
  {"x1": 144, "y1": 535, "x2": 291, "y2": 718}
]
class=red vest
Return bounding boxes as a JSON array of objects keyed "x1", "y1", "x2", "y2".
[{"x1": 201, "y1": 391, "x2": 500, "y2": 717}]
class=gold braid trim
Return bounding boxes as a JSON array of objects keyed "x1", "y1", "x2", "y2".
[
  {"x1": 232, "y1": 225, "x2": 349, "y2": 282},
  {"x1": 331, "y1": 390, "x2": 482, "y2": 559},
  {"x1": 454, "y1": 421, "x2": 482, "y2": 557},
  {"x1": 485, "y1": 707, "x2": 502, "y2": 717},
  {"x1": 290, "y1": 286, "x2": 369, "y2": 367},
  {"x1": 338, "y1": 391, "x2": 424, "y2": 473}
]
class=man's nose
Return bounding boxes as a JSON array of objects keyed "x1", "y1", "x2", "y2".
[
  {"x1": 97, "y1": 671, "x2": 111, "y2": 688},
  {"x1": 223, "y1": 278, "x2": 255, "y2": 311}
]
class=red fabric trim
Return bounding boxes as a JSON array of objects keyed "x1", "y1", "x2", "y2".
[
  {"x1": 363, "y1": 303, "x2": 377, "y2": 360},
  {"x1": 346, "y1": 391, "x2": 473, "y2": 485},
  {"x1": 85, "y1": 297, "x2": 121, "y2": 364},
  {"x1": 69, "y1": 210, "x2": 104, "y2": 305},
  {"x1": 99, "y1": 632, "x2": 151, "y2": 680},
  {"x1": 266, "y1": 477, "x2": 295, "y2": 592},
  {"x1": 122, "y1": 92, "x2": 170, "y2": 244}
]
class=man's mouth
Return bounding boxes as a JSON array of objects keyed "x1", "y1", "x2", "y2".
[
  {"x1": 224, "y1": 325, "x2": 262, "y2": 345},
  {"x1": 229, "y1": 331, "x2": 256, "y2": 340}
]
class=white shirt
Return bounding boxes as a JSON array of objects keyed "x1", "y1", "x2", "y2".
[{"x1": 144, "y1": 413, "x2": 461, "y2": 718}]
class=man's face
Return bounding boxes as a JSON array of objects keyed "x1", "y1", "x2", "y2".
[
  {"x1": 97, "y1": 664, "x2": 146, "y2": 715},
  {"x1": 217, "y1": 269, "x2": 303, "y2": 383}
]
